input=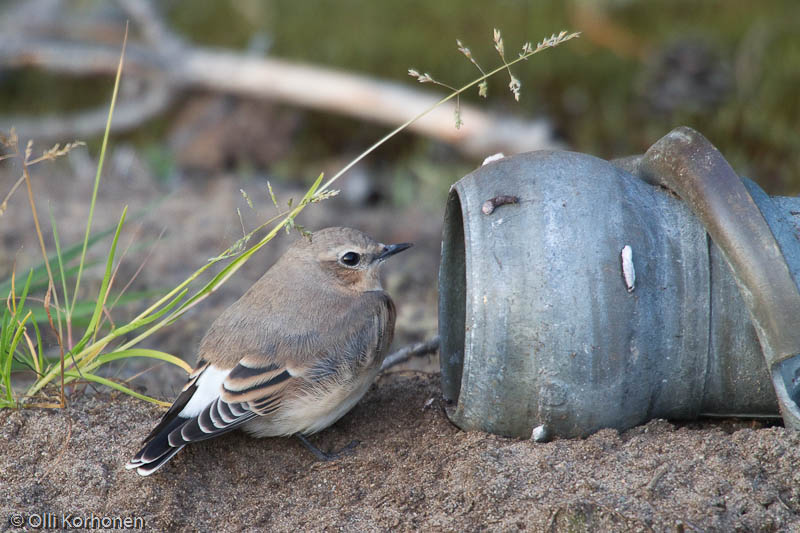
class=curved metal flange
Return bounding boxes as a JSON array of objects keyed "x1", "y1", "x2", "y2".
[{"x1": 638, "y1": 126, "x2": 800, "y2": 430}]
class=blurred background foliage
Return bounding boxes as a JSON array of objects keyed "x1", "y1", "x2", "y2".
[{"x1": 2, "y1": 0, "x2": 799, "y2": 198}]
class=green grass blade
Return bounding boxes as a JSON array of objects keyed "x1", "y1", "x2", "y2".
[
  {"x1": 78, "y1": 207, "x2": 127, "y2": 345},
  {"x1": 0, "y1": 271, "x2": 35, "y2": 402},
  {"x1": 16, "y1": 269, "x2": 34, "y2": 312},
  {"x1": 31, "y1": 318, "x2": 43, "y2": 373},
  {"x1": 49, "y1": 207, "x2": 70, "y2": 310},
  {"x1": 115, "y1": 288, "x2": 188, "y2": 331},
  {"x1": 0, "y1": 272, "x2": 31, "y2": 402},
  {"x1": 70, "y1": 24, "x2": 128, "y2": 314},
  {"x1": 65, "y1": 208, "x2": 128, "y2": 361},
  {"x1": 86, "y1": 348, "x2": 192, "y2": 374},
  {"x1": 109, "y1": 289, "x2": 192, "y2": 351},
  {"x1": 0, "y1": 306, "x2": 12, "y2": 354},
  {"x1": 3, "y1": 310, "x2": 31, "y2": 403},
  {"x1": 62, "y1": 370, "x2": 170, "y2": 406},
  {"x1": 0, "y1": 308, "x2": 13, "y2": 402},
  {"x1": 302, "y1": 172, "x2": 325, "y2": 203}
]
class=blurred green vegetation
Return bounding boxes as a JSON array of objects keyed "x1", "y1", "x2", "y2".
[{"x1": 1, "y1": 0, "x2": 799, "y2": 195}]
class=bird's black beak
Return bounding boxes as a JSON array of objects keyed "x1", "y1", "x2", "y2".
[{"x1": 377, "y1": 242, "x2": 412, "y2": 261}]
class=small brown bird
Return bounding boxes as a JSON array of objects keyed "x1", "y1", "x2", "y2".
[{"x1": 127, "y1": 227, "x2": 411, "y2": 476}]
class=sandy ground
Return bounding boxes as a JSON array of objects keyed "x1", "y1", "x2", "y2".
[
  {"x1": 1, "y1": 374, "x2": 799, "y2": 532},
  {"x1": 2, "y1": 149, "x2": 800, "y2": 531}
]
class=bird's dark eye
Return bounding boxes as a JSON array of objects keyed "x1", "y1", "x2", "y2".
[{"x1": 340, "y1": 251, "x2": 361, "y2": 266}]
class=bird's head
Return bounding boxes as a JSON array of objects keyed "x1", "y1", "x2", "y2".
[{"x1": 293, "y1": 227, "x2": 411, "y2": 292}]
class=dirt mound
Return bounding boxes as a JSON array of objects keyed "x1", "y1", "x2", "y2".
[{"x1": 2, "y1": 373, "x2": 799, "y2": 532}]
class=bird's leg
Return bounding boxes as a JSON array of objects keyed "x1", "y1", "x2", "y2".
[{"x1": 295, "y1": 434, "x2": 360, "y2": 461}]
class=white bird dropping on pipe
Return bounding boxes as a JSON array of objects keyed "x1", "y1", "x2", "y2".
[{"x1": 621, "y1": 245, "x2": 635, "y2": 293}]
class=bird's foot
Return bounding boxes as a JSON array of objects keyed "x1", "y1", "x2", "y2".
[{"x1": 295, "y1": 433, "x2": 360, "y2": 461}]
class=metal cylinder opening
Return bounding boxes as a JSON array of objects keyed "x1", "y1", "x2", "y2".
[{"x1": 438, "y1": 188, "x2": 466, "y2": 405}]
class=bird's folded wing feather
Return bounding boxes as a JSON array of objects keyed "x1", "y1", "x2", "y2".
[{"x1": 167, "y1": 360, "x2": 300, "y2": 445}]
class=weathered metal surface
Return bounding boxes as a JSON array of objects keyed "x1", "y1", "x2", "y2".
[
  {"x1": 439, "y1": 140, "x2": 800, "y2": 439},
  {"x1": 639, "y1": 127, "x2": 800, "y2": 431}
]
